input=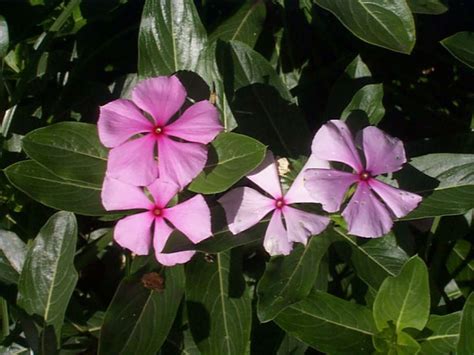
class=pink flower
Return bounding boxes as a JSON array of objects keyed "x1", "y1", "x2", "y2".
[
  {"x1": 304, "y1": 120, "x2": 422, "y2": 238},
  {"x1": 101, "y1": 176, "x2": 212, "y2": 266},
  {"x1": 218, "y1": 152, "x2": 330, "y2": 256},
  {"x1": 98, "y1": 75, "x2": 223, "y2": 187}
]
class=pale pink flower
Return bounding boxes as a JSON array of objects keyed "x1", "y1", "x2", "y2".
[
  {"x1": 304, "y1": 120, "x2": 422, "y2": 238},
  {"x1": 218, "y1": 152, "x2": 330, "y2": 256},
  {"x1": 101, "y1": 177, "x2": 212, "y2": 266},
  {"x1": 98, "y1": 75, "x2": 223, "y2": 187}
]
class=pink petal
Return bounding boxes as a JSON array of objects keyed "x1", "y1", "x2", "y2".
[
  {"x1": 304, "y1": 169, "x2": 359, "y2": 212},
  {"x1": 158, "y1": 136, "x2": 207, "y2": 188},
  {"x1": 153, "y1": 218, "x2": 195, "y2": 266},
  {"x1": 165, "y1": 101, "x2": 223, "y2": 144},
  {"x1": 147, "y1": 179, "x2": 180, "y2": 208},
  {"x1": 107, "y1": 135, "x2": 158, "y2": 186},
  {"x1": 312, "y1": 120, "x2": 363, "y2": 172},
  {"x1": 359, "y1": 126, "x2": 406, "y2": 175},
  {"x1": 98, "y1": 99, "x2": 153, "y2": 148},
  {"x1": 369, "y1": 179, "x2": 422, "y2": 218},
  {"x1": 285, "y1": 154, "x2": 331, "y2": 204},
  {"x1": 283, "y1": 206, "x2": 330, "y2": 244},
  {"x1": 218, "y1": 187, "x2": 275, "y2": 234},
  {"x1": 114, "y1": 212, "x2": 154, "y2": 255},
  {"x1": 132, "y1": 76, "x2": 186, "y2": 126},
  {"x1": 247, "y1": 151, "x2": 282, "y2": 199},
  {"x1": 165, "y1": 195, "x2": 212, "y2": 244},
  {"x1": 101, "y1": 176, "x2": 153, "y2": 211},
  {"x1": 342, "y1": 183, "x2": 393, "y2": 238},
  {"x1": 264, "y1": 210, "x2": 292, "y2": 256}
]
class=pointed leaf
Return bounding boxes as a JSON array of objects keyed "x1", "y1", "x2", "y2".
[
  {"x1": 341, "y1": 83, "x2": 385, "y2": 125},
  {"x1": 0, "y1": 230, "x2": 27, "y2": 285},
  {"x1": 457, "y1": 293, "x2": 474, "y2": 354},
  {"x1": 417, "y1": 312, "x2": 461, "y2": 354},
  {"x1": 407, "y1": 0, "x2": 448, "y2": 14},
  {"x1": 446, "y1": 240, "x2": 474, "y2": 297},
  {"x1": 441, "y1": 31, "x2": 474, "y2": 69}
]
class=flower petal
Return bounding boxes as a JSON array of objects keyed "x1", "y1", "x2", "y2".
[
  {"x1": 147, "y1": 179, "x2": 180, "y2": 208},
  {"x1": 158, "y1": 136, "x2": 207, "y2": 188},
  {"x1": 369, "y1": 179, "x2": 422, "y2": 218},
  {"x1": 359, "y1": 126, "x2": 406, "y2": 175},
  {"x1": 285, "y1": 154, "x2": 331, "y2": 204},
  {"x1": 218, "y1": 187, "x2": 275, "y2": 234},
  {"x1": 153, "y1": 218, "x2": 195, "y2": 266},
  {"x1": 114, "y1": 212, "x2": 154, "y2": 255},
  {"x1": 304, "y1": 169, "x2": 358, "y2": 212},
  {"x1": 312, "y1": 120, "x2": 363, "y2": 172},
  {"x1": 101, "y1": 176, "x2": 153, "y2": 211},
  {"x1": 283, "y1": 207, "x2": 330, "y2": 244},
  {"x1": 165, "y1": 100, "x2": 223, "y2": 144},
  {"x1": 342, "y1": 183, "x2": 393, "y2": 238},
  {"x1": 247, "y1": 151, "x2": 282, "y2": 199},
  {"x1": 132, "y1": 76, "x2": 186, "y2": 126},
  {"x1": 165, "y1": 195, "x2": 212, "y2": 244},
  {"x1": 98, "y1": 99, "x2": 153, "y2": 148},
  {"x1": 264, "y1": 210, "x2": 292, "y2": 256},
  {"x1": 107, "y1": 135, "x2": 158, "y2": 186}
]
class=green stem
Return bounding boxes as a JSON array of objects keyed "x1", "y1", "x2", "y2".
[{"x1": 0, "y1": 297, "x2": 9, "y2": 338}]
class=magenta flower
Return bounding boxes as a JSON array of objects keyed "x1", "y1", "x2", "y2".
[
  {"x1": 304, "y1": 120, "x2": 422, "y2": 238},
  {"x1": 101, "y1": 176, "x2": 212, "y2": 266},
  {"x1": 218, "y1": 152, "x2": 330, "y2": 256},
  {"x1": 98, "y1": 75, "x2": 223, "y2": 187}
]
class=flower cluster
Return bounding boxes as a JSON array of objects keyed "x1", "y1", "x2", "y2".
[{"x1": 98, "y1": 75, "x2": 421, "y2": 263}]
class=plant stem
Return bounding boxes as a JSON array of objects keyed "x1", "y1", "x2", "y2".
[{"x1": 0, "y1": 297, "x2": 9, "y2": 338}]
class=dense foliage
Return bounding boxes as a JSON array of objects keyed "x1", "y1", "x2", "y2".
[{"x1": 0, "y1": 0, "x2": 473, "y2": 354}]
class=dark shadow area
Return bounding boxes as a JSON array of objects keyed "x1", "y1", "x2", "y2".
[{"x1": 185, "y1": 301, "x2": 211, "y2": 344}]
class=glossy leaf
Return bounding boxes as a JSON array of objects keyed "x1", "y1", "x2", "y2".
[
  {"x1": 407, "y1": 0, "x2": 448, "y2": 14},
  {"x1": 373, "y1": 256, "x2": 430, "y2": 332},
  {"x1": 0, "y1": 230, "x2": 26, "y2": 285},
  {"x1": 275, "y1": 291, "x2": 377, "y2": 354},
  {"x1": 189, "y1": 132, "x2": 266, "y2": 194},
  {"x1": 457, "y1": 293, "x2": 474, "y2": 354},
  {"x1": 417, "y1": 312, "x2": 461, "y2": 354},
  {"x1": 314, "y1": 0, "x2": 416, "y2": 54},
  {"x1": 257, "y1": 233, "x2": 332, "y2": 322},
  {"x1": 98, "y1": 266, "x2": 185, "y2": 355},
  {"x1": 17, "y1": 211, "x2": 78, "y2": 341},
  {"x1": 0, "y1": 16, "x2": 8, "y2": 58},
  {"x1": 22, "y1": 122, "x2": 107, "y2": 185},
  {"x1": 4, "y1": 161, "x2": 105, "y2": 216},
  {"x1": 441, "y1": 31, "x2": 474, "y2": 69},
  {"x1": 341, "y1": 83, "x2": 385, "y2": 125},
  {"x1": 138, "y1": 0, "x2": 207, "y2": 77},
  {"x1": 446, "y1": 240, "x2": 474, "y2": 297},
  {"x1": 186, "y1": 251, "x2": 251, "y2": 355}
]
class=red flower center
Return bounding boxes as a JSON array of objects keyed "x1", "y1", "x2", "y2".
[
  {"x1": 152, "y1": 207, "x2": 163, "y2": 216},
  {"x1": 275, "y1": 198, "x2": 286, "y2": 209},
  {"x1": 359, "y1": 171, "x2": 371, "y2": 181},
  {"x1": 153, "y1": 126, "x2": 164, "y2": 136}
]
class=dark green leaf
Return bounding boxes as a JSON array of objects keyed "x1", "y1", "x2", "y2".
[
  {"x1": 457, "y1": 293, "x2": 474, "y2": 354},
  {"x1": 257, "y1": 233, "x2": 332, "y2": 322},
  {"x1": 138, "y1": 0, "x2": 207, "y2": 77},
  {"x1": 186, "y1": 251, "x2": 251, "y2": 355},
  {"x1": 0, "y1": 16, "x2": 8, "y2": 58},
  {"x1": 441, "y1": 31, "x2": 474, "y2": 69},
  {"x1": 98, "y1": 266, "x2": 185, "y2": 355},
  {"x1": 417, "y1": 312, "x2": 461, "y2": 354},
  {"x1": 189, "y1": 132, "x2": 266, "y2": 194},
  {"x1": 341, "y1": 83, "x2": 385, "y2": 125},
  {"x1": 275, "y1": 291, "x2": 377, "y2": 354},
  {"x1": 276, "y1": 334, "x2": 308, "y2": 355},
  {"x1": 4, "y1": 161, "x2": 106, "y2": 216},
  {"x1": 0, "y1": 230, "x2": 26, "y2": 285},
  {"x1": 446, "y1": 240, "x2": 474, "y2": 297},
  {"x1": 314, "y1": 0, "x2": 416, "y2": 54},
  {"x1": 407, "y1": 0, "x2": 448, "y2": 14},
  {"x1": 373, "y1": 256, "x2": 430, "y2": 332},
  {"x1": 22, "y1": 122, "x2": 107, "y2": 185},
  {"x1": 17, "y1": 211, "x2": 78, "y2": 342}
]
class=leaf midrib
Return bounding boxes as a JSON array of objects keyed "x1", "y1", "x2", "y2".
[{"x1": 217, "y1": 253, "x2": 232, "y2": 354}]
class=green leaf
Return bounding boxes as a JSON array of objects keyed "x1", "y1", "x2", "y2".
[
  {"x1": 314, "y1": 0, "x2": 416, "y2": 54},
  {"x1": 457, "y1": 293, "x2": 474, "y2": 354},
  {"x1": 138, "y1": 0, "x2": 207, "y2": 77},
  {"x1": 186, "y1": 251, "x2": 251, "y2": 355},
  {"x1": 275, "y1": 291, "x2": 377, "y2": 354},
  {"x1": 407, "y1": 0, "x2": 448, "y2": 14},
  {"x1": 341, "y1": 83, "x2": 385, "y2": 125},
  {"x1": 22, "y1": 122, "x2": 107, "y2": 185},
  {"x1": 189, "y1": 132, "x2": 266, "y2": 194},
  {"x1": 276, "y1": 334, "x2": 308, "y2": 355},
  {"x1": 257, "y1": 233, "x2": 332, "y2": 322},
  {"x1": 4, "y1": 161, "x2": 105, "y2": 216},
  {"x1": 441, "y1": 31, "x2": 474, "y2": 69},
  {"x1": 0, "y1": 16, "x2": 8, "y2": 58},
  {"x1": 417, "y1": 312, "x2": 461, "y2": 354},
  {"x1": 402, "y1": 154, "x2": 474, "y2": 219},
  {"x1": 0, "y1": 230, "x2": 26, "y2": 285},
  {"x1": 446, "y1": 240, "x2": 474, "y2": 297},
  {"x1": 98, "y1": 266, "x2": 185, "y2": 355},
  {"x1": 373, "y1": 256, "x2": 430, "y2": 332},
  {"x1": 17, "y1": 211, "x2": 78, "y2": 342},
  {"x1": 209, "y1": 0, "x2": 266, "y2": 48}
]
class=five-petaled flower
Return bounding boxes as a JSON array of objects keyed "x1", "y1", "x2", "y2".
[
  {"x1": 98, "y1": 75, "x2": 223, "y2": 188},
  {"x1": 102, "y1": 176, "x2": 212, "y2": 266},
  {"x1": 218, "y1": 152, "x2": 330, "y2": 256},
  {"x1": 304, "y1": 120, "x2": 422, "y2": 238}
]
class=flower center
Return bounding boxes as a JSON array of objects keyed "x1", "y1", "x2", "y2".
[
  {"x1": 152, "y1": 207, "x2": 163, "y2": 216},
  {"x1": 275, "y1": 198, "x2": 286, "y2": 209},
  {"x1": 154, "y1": 126, "x2": 164, "y2": 135},
  {"x1": 359, "y1": 171, "x2": 371, "y2": 181}
]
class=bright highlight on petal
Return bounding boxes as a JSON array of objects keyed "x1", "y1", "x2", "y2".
[
  {"x1": 283, "y1": 207, "x2": 330, "y2": 244},
  {"x1": 102, "y1": 176, "x2": 153, "y2": 211},
  {"x1": 264, "y1": 210, "x2": 292, "y2": 256},
  {"x1": 369, "y1": 179, "x2": 422, "y2": 218},
  {"x1": 114, "y1": 212, "x2": 154, "y2": 255},
  {"x1": 246, "y1": 151, "x2": 282, "y2": 198},
  {"x1": 153, "y1": 218, "x2": 195, "y2": 266}
]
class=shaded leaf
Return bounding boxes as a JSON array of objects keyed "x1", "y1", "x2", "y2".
[
  {"x1": 446, "y1": 240, "x2": 474, "y2": 297},
  {"x1": 407, "y1": 0, "x2": 448, "y2": 14},
  {"x1": 0, "y1": 230, "x2": 27, "y2": 285},
  {"x1": 457, "y1": 293, "x2": 474, "y2": 354},
  {"x1": 417, "y1": 312, "x2": 461, "y2": 354},
  {"x1": 441, "y1": 31, "x2": 474, "y2": 69},
  {"x1": 341, "y1": 83, "x2": 385, "y2": 125}
]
